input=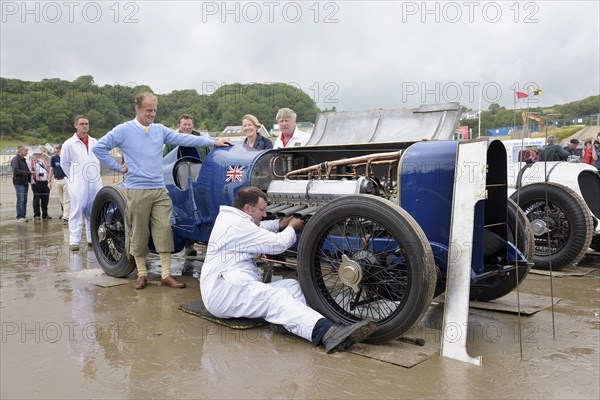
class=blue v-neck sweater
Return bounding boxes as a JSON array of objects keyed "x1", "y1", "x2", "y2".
[{"x1": 93, "y1": 120, "x2": 215, "y2": 189}]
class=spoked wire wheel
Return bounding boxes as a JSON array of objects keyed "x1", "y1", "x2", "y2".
[
  {"x1": 91, "y1": 186, "x2": 136, "y2": 277},
  {"x1": 297, "y1": 195, "x2": 436, "y2": 344},
  {"x1": 511, "y1": 183, "x2": 593, "y2": 270}
]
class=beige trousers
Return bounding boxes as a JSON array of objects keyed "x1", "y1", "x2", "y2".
[
  {"x1": 53, "y1": 178, "x2": 70, "y2": 219},
  {"x1": 125, "y1": 188, "x2": 174, "y2": 257}
]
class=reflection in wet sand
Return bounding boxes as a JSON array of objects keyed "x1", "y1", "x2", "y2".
[{"x1": 0, "y1": 179, "x2": 598, "y2": 399}]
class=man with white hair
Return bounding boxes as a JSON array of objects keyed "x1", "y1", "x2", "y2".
[
  {"x1": 273, "y1": 108, "x2": 310, "y2": 148},
  {"x1": 29, "y1": 147, "x2": 51, "y2": 221}
]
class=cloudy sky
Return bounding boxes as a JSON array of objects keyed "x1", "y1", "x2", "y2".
[{"x1": 1, "y1": 0, "x2": 598, "y2": 112}]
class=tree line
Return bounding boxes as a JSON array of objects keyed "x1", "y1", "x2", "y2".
[
  {"x1": 0, "y1": 76, "x2": 321, "y2": 143},
  {"x1": 460, "y1": 95, "x2": 599, "y2": 134},
  {"x1": 1, "y1": 75, "x2": 597, "y2": 143}
]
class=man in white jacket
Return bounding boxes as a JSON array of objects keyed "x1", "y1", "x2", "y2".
[
  {"x1": 273, "y1": 108, "x2": 310, "y2": 149},
  {"x1": 61, "y1": 115, "x2": 103, "y2": 251},
  {"x1": 200, "y1": 187, "x2": 376, "y2": 353}
]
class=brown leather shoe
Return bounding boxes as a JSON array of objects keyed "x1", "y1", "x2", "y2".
[
  {"x1": 135, "y1": 275, "x2": 148, "y2": 290},
  {"x1": 160, "y1": 275, "x2": 186, "y2": 288}
]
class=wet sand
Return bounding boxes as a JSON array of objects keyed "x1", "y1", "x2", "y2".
[{"x1": 1, "y1": 178, "x2": 599, "y2": 399}]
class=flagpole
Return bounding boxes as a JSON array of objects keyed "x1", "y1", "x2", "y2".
[
  {"x1": 478, "y1": 85, "x2": 481, "y2": 138},
  {"x1": 526, "y1": 94, "x2": 530, "y2": 137},
  {"x1": 513, "y1": 90, "x2": 517, "y2": 133}
]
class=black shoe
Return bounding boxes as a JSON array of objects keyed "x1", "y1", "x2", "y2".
[{"x1": 323, "y1": 320, "x2": 377, "y2": 353}]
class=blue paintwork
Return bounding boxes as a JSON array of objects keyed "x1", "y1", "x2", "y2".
[
  {"x1": 399, "y1": 141, "x2": 457, "y2": 275},
  {"x1": 164, "y1": 144, "x2": 267, "y2": 247},
  {"x1": 162, "y1": 140, "x2": 526, "y2": 282},
  {"x1": 398, "y1": 140, "x2": 526, "y2": 281}
]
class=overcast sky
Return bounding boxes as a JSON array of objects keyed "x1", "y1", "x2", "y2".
[{"x1": 1, "y1": 0, "x2": 598, "y2": 112}]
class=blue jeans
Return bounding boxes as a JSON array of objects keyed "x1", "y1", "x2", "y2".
[{"x1": 14, "y1": 184, "x2": 28, "y2": 219}]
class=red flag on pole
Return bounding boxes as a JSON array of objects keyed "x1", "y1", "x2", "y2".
[{"x1": 515, "y1": 91, "x2": 528, "y2": 99}]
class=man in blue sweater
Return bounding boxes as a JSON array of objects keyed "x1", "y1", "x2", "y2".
[{"x1": 93, "y1": 92, "x2": 232, "y2": 289}]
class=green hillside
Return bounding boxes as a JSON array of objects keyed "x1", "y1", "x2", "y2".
[{"x1": 0, "y1": 76, "x2": 320, "y2": 144}]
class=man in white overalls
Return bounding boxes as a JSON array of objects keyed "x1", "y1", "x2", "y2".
[{"x1": 61, "y1": 115, "x2": 103, "y2": 251}]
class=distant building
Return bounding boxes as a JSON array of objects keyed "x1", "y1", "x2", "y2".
[
  {"x1": 0, "y1": 146, "x2": 19, "y2": 173},
  {"x1": 461, "y1": 110, "x2": 479, "y2": 120}
]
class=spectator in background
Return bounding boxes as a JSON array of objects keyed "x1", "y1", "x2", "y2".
[
  {"x1": 162, "y1": 114, "x2": 209, "y2": 257},
  {"x1": 29, "y1": 148, "x2": 51, "y2": 221},
  {"x1": 525, "y1": 146, "x2": 539, "y2": 163},
  {"x1": 11, "y1": 145, "x2": 33, "y2": 222},
  {"x1": 49, "y1": 144, "x2": 70, "y2": 225},
  {"x1": 582, "y1": 138, "x2": 598, "y2": 166},
  {"x1": 273, "y1": 108, "x2": 309, "y2": 148},
  {"x1": 594, "y1": 132, "x2": 600, "y2": 169},
  {"x1": 564, "y1": 138, "x2": 580, "y2": 159},
  {"x1": 539, "y1": 135, "x2": 569, "y2": 161},
  {"x1": 242, "y1": 114, "x2": 273, "y2": 150},
  {"x1": 162, "y1": 114, "x2": 209, "y2": 160},
  {"x1": 61, "y1": 115, "x2": 103, "y2": 251}
]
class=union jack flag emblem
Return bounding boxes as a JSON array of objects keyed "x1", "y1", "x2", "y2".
[{"x1": 225, "y1": 165, "x2": 244, "y2": 183}]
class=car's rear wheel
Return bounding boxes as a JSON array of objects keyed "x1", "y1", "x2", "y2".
[
  {"x1": 511, "y1": 183, "x2": 593, "y2": 270},
  {"x1": 471, "y1": 199, "x2": 534, "y2": 301}
]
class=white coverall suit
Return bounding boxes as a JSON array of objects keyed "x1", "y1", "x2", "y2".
[
  {"x1": 200, "y1": 206, "x2": 325, "y2": 341},
  {"x1": 60, "y1": 133, "x2": 103, "y2": 245}
]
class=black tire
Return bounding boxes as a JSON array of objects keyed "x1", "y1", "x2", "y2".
[
  {"x1": 511, "y1": 183, "x2": 593, "y2": 270},
  {"x1": 471, "y1": 199, "x2": 534, "y2": 301},
  {"x1": 91, "y1": 186, "x2": 136, "y2": 277},
  {"x1": 296, "y1": 195, "x2": 436, "y2": 344}
]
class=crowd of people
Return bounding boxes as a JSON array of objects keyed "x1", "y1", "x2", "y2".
[{"x1": 534, "y1": 134, "x2": 600, "y2": 167}]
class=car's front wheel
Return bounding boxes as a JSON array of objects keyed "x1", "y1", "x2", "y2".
[{"x1": 91, "y1": 186, "x2": 136, "y2": 277}]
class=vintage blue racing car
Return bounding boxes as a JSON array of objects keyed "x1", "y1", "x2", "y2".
[{"x1": 91, "y1": 103, "x2": 533, "y2": 344}]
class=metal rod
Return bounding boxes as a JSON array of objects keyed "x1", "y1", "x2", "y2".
[
  {"x1": 544, "y1": 113, "x2": 561, "y2": 340},
  {"x1": 284, "y1": 150, "x2": 402, "y2": 180}
]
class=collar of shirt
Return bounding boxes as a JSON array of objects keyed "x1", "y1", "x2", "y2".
[
  {"x1": 133, "y1": 118, "x2": 151, "y2": 133},
  {"x1": 221, "y1": 205, "x2": 254, "y2": 222},
  {"x1": 76, "y1": 132, "x2": 89, "y2": 144},
  {"x1": 279, "y1": 133, "x2": 291, "y2": 147},
  {"x1": 76, "y1": 132, "x2": 89, "y2": 152}
]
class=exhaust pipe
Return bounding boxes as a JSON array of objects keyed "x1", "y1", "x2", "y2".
[
  {"x1": 276, "y1": 205, "x2": 308, "y2": 218},
  {"x1": 292, "y1": 205, "x2": 321, "y2": 219},
  {"x1": 265, "y1": 204, "x2": 292, "y2": 218}
]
